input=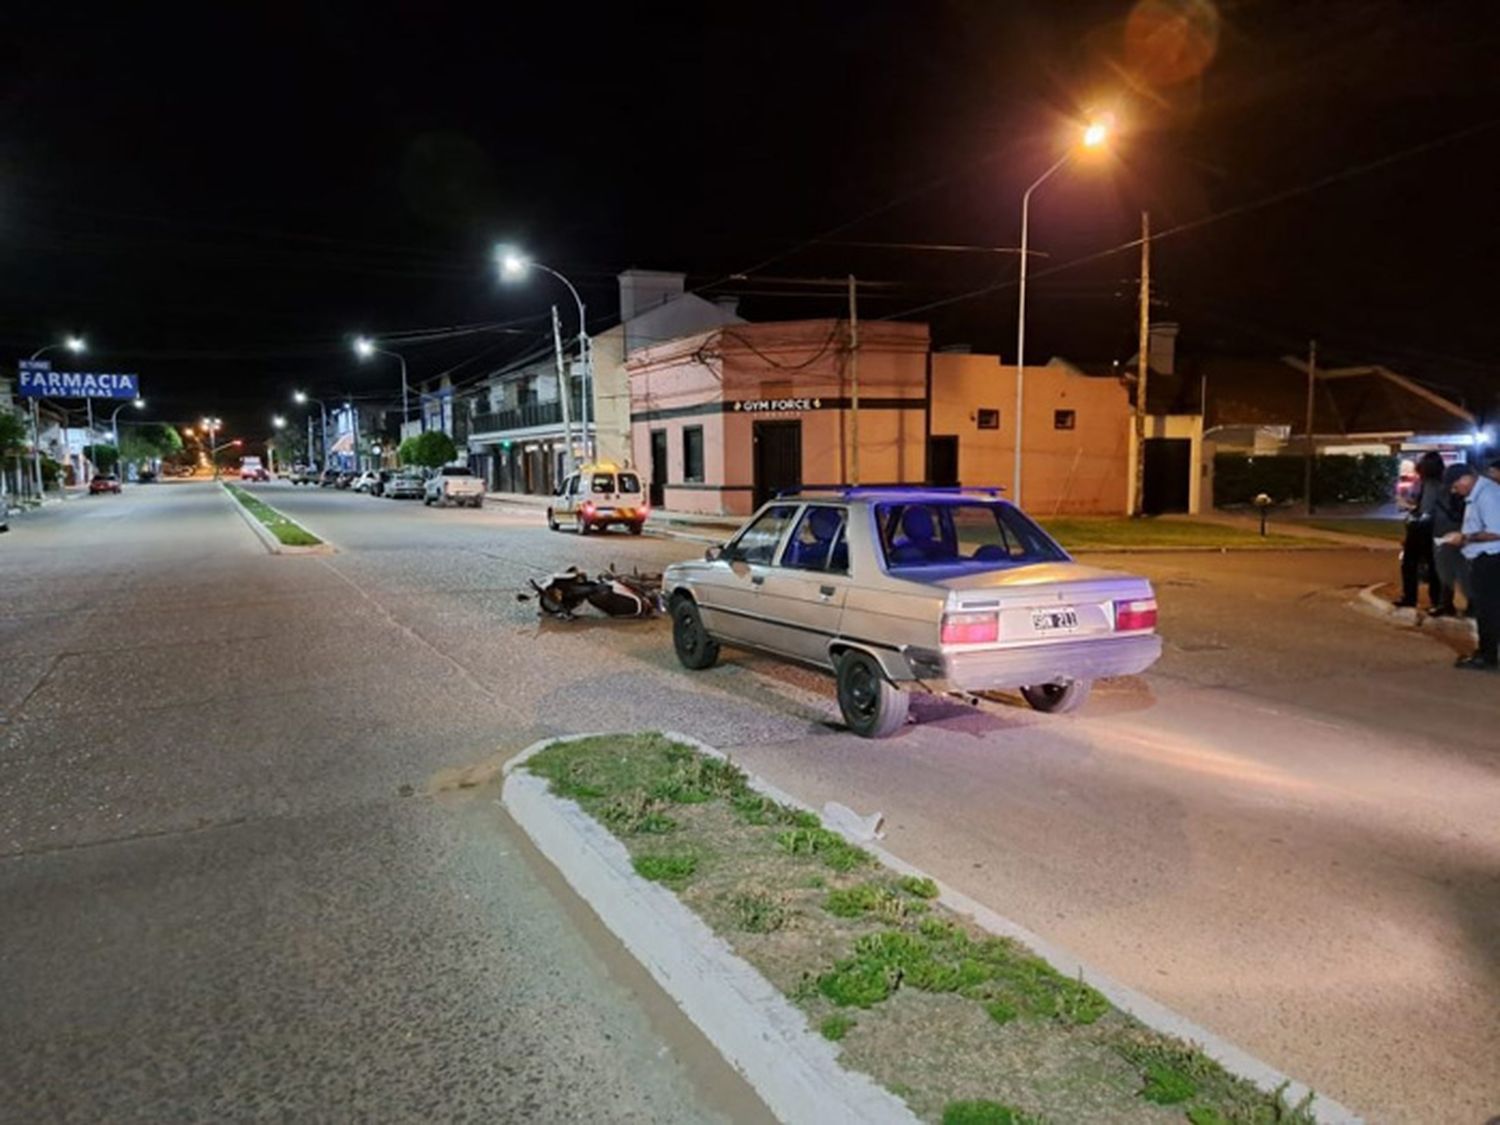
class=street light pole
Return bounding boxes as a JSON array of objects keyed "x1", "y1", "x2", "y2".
[
  {"x1": 294, "y1": 392, "x2": 330, "y2": 471},
  {"x1": 354, "y1": 338, "x2": 411, "y2": 437},
  {"x1": 499, "y1": 250, "x2": 593, "y2": 463},
  {"x1": 1011, "y1": 117, "x2": 1112, "y2": 508},
  {"x1": 109, "y1": 398, "x2": 146, "y2": 477},
  {"x1": 27, "y1": 337, "x2": 87, "y2": 496}
]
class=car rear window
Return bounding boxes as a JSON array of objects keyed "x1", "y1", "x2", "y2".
[
  {"x1": 591, "y1": 473, "x2": 615, "y2": 493},
  {"x1": 440, "y1": 466, "x2": 472, "y2": 476},
  {"x1": 617, "y1": 472, "x2": 641, "y2": 494},
  {"x1": 877, "y1": 501, "x2": 1065, "y2": 571}
]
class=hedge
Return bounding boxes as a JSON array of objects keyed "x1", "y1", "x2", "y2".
[{"x1": 1213, "y1": 453, "x2": 1397, "y2": 507}]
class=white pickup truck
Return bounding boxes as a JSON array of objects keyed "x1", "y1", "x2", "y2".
[{"x1": 423, "y1": 465, "x2": 485, "y2": 508}]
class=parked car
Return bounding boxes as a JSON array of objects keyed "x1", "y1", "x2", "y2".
[
  {"x1": 335, "y1": 471, "x2": 357, "y2": 489},
  {"x1": 663, "y1": 487, "x2": 1162, "y2": 737},
  {"x1": 384, "y1": 471, "x2": 426, "y2": 500},
  {"x1": 89, "y1": 473, "x2": 122, "y2": 495},
  {"x1": 137, "y1": 469, "x2": 158, "y2": 483},
  {"x1": 423, "y1": 465, "x2": 484, "y2": 508},
  {"x1": 353, "y1": 470, "x2": 381, "y2": 493},
  {"x1": 290, "y1": 465, "x2": 318, "y2": 485},
  {"x1": 547, "y1": 461, "x2": 648, "y2": 534},
  {"x1": 239, "y1": 456, "x2": 269, "y2": 482},
  {"x1": 318, "y1": 468, "x2": 342, "y2": 487}
]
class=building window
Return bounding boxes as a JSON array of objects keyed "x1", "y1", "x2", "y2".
[
  {"x1": 976, "y1": 408, "x2": 1000, "y2": 430},
  {"x1": 683, "y1": 426, "x2": 705, "y2": 483},
  {"x1": 1054, "y1": 409, "x2": 1076, "y2": 430}
]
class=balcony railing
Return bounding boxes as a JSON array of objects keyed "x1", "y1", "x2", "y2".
[{"x1": 471, "y1": 392, "x2": 586, "y2": 436}]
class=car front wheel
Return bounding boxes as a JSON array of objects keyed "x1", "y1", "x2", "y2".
[
  {"x1": 1020, "y1": 680, "x2": 1092, "y2": 714},
  {"x1": 671, "y1": 596, "x2": 720, "y2": 670},
  {"x1": 547, "y1": 509, "x2": 559, "y2": 531},
  {"x1": 836, "y1": 650, "x2": 909, "y2": 738}
]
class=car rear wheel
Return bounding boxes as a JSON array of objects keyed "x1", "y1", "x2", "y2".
[
  {"x1": 671, "y1": 596, "x2": 720, "y2": 670},
  {"x1": 576, "y1": 513, "x2": 590, "y2": 535},
  {"x1": 1020, "y1": 679, "x2": 1092, "y2": 714},
  {"x1": 628, "y1": 521, "x2": 644, "y2": 536},
  {"x1": 836, "y1": 650, "x2": 909, "y2": 738},
  {"x1": 471, "y1": 497, "x2": 483, "y2": 509}
]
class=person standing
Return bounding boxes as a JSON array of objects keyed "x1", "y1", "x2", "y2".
[
  {"x1": 1430, "y1": 461, "x2": 1472, "y2": 616},
  {"x1": 1445, "y1": 459, "x2": 1500, "y2": 671},
  {"x1": 1395, "y1": 451, "x2": 1445, "y2": 608}
]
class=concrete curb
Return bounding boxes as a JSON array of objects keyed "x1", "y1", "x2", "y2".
[
  {"x1": 1353, "y1": 584, "x2": 1477, "y2": 641},
  {"x1": 504, "y1": 731, "x2": 1362, "y2": 1125},
  {"x1": 220, "y1": 484, "x2": 336, "y2": 556},
  {"x1": 502, "y1": 735, "x2": 915, "y2": 1125}
]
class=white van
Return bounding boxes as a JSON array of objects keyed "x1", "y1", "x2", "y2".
[{"x1": 547, "y1": 461, "x2": 648, "y2": 535}]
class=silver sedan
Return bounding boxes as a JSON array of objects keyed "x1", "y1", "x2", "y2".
[{"x1": 663, "y1": 488, "x2": 1161, "y2": 737}]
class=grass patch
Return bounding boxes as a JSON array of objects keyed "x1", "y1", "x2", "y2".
[
  {"x1": 525, "y1": 735, "x2": 1323, "y2": 1123},
  {"x1": 223, "y1": 483, "x2": 322, "y2": 546},
  {"x1": 1294, "y1": 517, "x2": 1405, "y2": 542},
  {"x1": 1040, "y1": 516, "x2": 1305, "y2": 550},
  {"x1": 820, "y1": 1013, "x2": 856, "y2": 1041}
]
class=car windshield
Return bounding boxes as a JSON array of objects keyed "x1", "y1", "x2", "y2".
[{"x1": 876, "y1": 501, "x2": 1066, "y2": 571}]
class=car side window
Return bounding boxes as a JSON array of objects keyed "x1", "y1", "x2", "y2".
[
  {"x1": 728, "y1": 505, "x2": 798, "y2": 565},
  {"x1": 782, "y1": 506, "x2": 848, "y2": 573}
]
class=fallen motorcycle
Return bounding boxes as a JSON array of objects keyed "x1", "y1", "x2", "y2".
[{"x1": 519, "y1": 566, "x2": 664, "y2": 620}]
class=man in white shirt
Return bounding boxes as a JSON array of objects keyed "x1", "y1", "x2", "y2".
[{"x1": 1446, "y1": 460, "x2": 1500, "y2": 670}]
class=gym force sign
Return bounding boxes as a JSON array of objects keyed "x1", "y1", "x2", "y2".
[
  {"x1": 17, "y1": 359, "x2": 141, "y2": 400},
  {"x1": 731, "y1": 396, "x2": 826, "y2": 413}
]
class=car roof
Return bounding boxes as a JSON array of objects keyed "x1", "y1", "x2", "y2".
[{"x1": 771, "y1": 487, "x2": 1008, "y2": 506}]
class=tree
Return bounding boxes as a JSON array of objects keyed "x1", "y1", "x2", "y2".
[
  {"x1": 83, "y1": 443, "x2": 120, "y2": 473},
  {"x1": 120, "y1": 422, "x2": 183, "y2": 465},
  {"x1": 0, "y1": 411, "x2": 27, "y2": 457},
  {"x1": 399, "y1": 430, "x2": 457, "y2": 468}
]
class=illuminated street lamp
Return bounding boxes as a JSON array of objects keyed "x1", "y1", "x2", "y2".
[
  {"x1": 294, "y1": 390, "x2": 330, "y2": 471},
  {"x1": 354, "y1": 336, "x2": 410, "y2": 432},
  {"x1": 25, "y1": 336, "x2": 88, "y2": 495},
  {"x1": 496, "y1": 245, "x2": 591, "y2": 463},
  {"x1": 1012, "y1": 114, "x2": 1113, "y2": 506},
  {"x1": 108, "y1": 397, "x2": 146, "y2": 472}
]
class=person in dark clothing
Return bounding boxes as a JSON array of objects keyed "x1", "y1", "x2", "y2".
[
  {"x1": 1430, "y1": 461, "x2": 1472, "y2": 616},
  {"x1": 1395, "y1": 451, "x2": 1445, "y2": 608}
]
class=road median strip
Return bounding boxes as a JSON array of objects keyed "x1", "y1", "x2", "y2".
[
  {"x1": 503, "y1": 732, "x2": 1357, "y2": 1125},
  {"x1": 222, "y1": 483, "x2": 325, "y2": 549}
]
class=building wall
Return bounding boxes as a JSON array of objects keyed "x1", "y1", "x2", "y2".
[
  {"x1": 930, "y1": 356, "x2": 1132, "y2": 515},
  {"x1": 630, "y1": 320, "x2": 929, "y2": 515}
]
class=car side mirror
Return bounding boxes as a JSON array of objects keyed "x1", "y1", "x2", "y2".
[{"x1": 705, "y1": 544, "x2": 724, "y2": 562}]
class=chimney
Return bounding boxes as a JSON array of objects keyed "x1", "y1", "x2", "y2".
[
  {"x1": 618, "y1": 269, "x2": 686, "y2": 323},
  {"x1": 1148, "y1": 322, "x2": 1178, "y2": 377}
]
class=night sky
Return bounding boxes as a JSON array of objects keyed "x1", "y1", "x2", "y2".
[{"x1": 5, "y1": 1, "x2": 1499, "y2": 443}]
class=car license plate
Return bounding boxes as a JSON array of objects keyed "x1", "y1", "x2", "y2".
[
  {"x1": 596, "y1": 506, "x2": 614, "y2": 515},
  {"x1": 1032, "y1": 607, "x2": 1079, "y2": 632}
]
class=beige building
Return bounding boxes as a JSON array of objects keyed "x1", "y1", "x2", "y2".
[{"x1": 628, "y1": 319, "x2": 1136, "y2": 517}]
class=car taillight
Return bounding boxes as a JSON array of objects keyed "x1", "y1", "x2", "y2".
[
  {"x1": 940, "y1": 611, "x2": 999, "y2": 646},
  {"x1": 1114, "y1": 597, "x2": 1158, "y2": 631},
  {"x1": 582, "y1": 501, "x2": 595, "y2": 516}
]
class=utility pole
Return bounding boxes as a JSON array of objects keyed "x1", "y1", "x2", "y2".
[
  {"x1": 31, "y1": 399, "x2": 44, "y2": 497},
  {"x1": 85, "y1": 397, "x2": 96, "y2": 484},
  {"x1": 552, "y1": 304, "x2": 576, "y2": 473},
  {"x1": 306, "y1": 415, "x2": 315, "y2": 469},
  {"x1": 1304, "y1": 339, "x2": 1318, "y2": 515},
  {"x1": 848, "y1": 275, "x2": 860, "y2": 486},
  {"x1": 1132, "y1": 211, "x2": 1151, "y2": 517}
]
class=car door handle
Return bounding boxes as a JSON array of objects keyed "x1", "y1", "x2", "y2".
[
  {"x1": 751, "y1": 575, "x2": 765, "y2": 586},
  {"x1": 819, "y1": 585, "x2": 836, "y2": 598}
]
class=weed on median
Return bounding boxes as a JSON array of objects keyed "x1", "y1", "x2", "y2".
[{"x1": 525, "y1": 734, "x2": 1323, "y2": 1124}]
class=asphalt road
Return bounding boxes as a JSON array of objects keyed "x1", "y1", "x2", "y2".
[{"x1": 5, "y1": 481, "x2": 1497, "y2": 1123}]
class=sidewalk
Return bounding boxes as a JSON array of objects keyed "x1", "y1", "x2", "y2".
[{"x1": 1190, "y1": 509, "x2": 1398, "y2": 549}]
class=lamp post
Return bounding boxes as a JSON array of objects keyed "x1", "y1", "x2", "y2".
[
  {"x1": 354, "y1": 337, "x2": 411, "y2": 437},
  {"x1": 109, "y1": 398, "x2": 145, "y2": 477},
  {"x1": 26, "y1": 335, "x2": 86, "y2": 496},
  {"x1": 270, "y1": 414, "x2": 287, "y2": 475},
  {"x1": 202, "y1": 417, "x2": 225, "y2": 479},
  {"x1": 498, "y1": 248, "x2": 591, "y2": 465},
  {"x1": 294, "y1": 391, "x2": 329, "y2": 471},
  {"x1": 1012, "y1": 116, "x2": 1112, "y2": 507}
]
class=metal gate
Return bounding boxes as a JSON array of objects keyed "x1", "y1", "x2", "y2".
[
  {"x1": 1142, "y1": 438, "x2": 1192, "y2": 514},
  {"x1": 753, "y1": 421, "x2": 802, "y2": 508},
  {"x1": 649, "y1": 429, "x2": 667, "y2": 508}
]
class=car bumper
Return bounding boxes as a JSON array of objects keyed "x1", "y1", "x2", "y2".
[{"x1": 939, "y1": 633, "x2": 1162, "y2": 691}]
